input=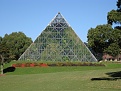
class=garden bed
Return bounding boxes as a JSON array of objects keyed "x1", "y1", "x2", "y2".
[{"x1": 12, "y1": 62, "x2": 105, "y2": 68}]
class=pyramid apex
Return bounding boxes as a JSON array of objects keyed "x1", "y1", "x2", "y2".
[{"x1": 48, "y1": 12, "x2": 70, "y2": 27}]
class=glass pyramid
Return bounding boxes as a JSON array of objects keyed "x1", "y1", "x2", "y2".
[{"x1": 19, "y1": 12, "x2": 97, "y2": 62}]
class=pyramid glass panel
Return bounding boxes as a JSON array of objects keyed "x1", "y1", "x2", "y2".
[{"x1": 19, "y1": 12, "x2": 97, "y2": 62}]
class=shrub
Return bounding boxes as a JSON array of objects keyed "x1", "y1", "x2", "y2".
[
  {"x1": 15, "y1": 63, "x2": 22, "y2": 67},
  {"x1": 21, "y1": 64, "x2": 25, "y2": 67},
  {"x1": 30, "y1": 63, "x2": 35, "y2": 67},
  {"x1": 56, "y1": 62, "x2": 64, "y2": 66},
  {"x1": 40, "y1": 63, "x2": 48, "y2": 67},
  {"x1": 12, "y1": 64, "x2": 16, "y2": 67},
  {"x1": 33, "y1": 62, "x2": 38, "y2": 67},
  {"x1": 47, "y1": 63, "x2": 56, "y2": 66},
  {"x1": 25, "y1": 63, "x2": 31, "y2": 67}
]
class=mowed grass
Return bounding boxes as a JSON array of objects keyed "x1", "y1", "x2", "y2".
[{"x1": 0, "y1": 61, "x2": 121, "y2": 91}]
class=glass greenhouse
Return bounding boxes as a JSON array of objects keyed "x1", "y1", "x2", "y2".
[{"x1": 19, "y1": 12, "x2": 97, "y2": 62}]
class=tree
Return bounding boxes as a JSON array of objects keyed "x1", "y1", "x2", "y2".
[
  {"x1": 87, "y1": 0, "x2": 121, "y2": 60},
  {"x1": 107, "y1": 0, "x2": 121, "y2": 25},
  {"x1": 0, "y1": 32, "x2": 32, "y2": 74},
  {"x1": 2, "y1": 32, "x2": 32, "y2": 60},
  {"x1": 106, "y1": 0, "x2": 121, "y2": 57},
  {"x1": 0, "y1": 37, "x2": 10, "y2": 74},
  {"x1": 87, "y1": 24, "x2": 113, "y2": 54}
]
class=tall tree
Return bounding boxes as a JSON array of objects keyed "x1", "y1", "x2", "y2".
[
  {"x1": 87, "y1": 24, "x2": 113, "y2": 54},
  {"x1": 107, "y1": 0, "x2": 121, "y2": 55},
  {"x1": 87, "y1": 0, "x2": 121, "y2": 60},
  {"x1": 107, "y1": 0, "x2": 121, "y2": 25},
  {"x1": 2, "y1": 32, "x2": 32, "y2": 60},
  {"x1": 0, "y1": 37, "x2": 9, "y2": 74}
]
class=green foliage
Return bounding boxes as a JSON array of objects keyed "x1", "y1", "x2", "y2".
[
  {"x1": 1, "y1": 32, "x2": 32, "y2": 60},
  {"x1": 87, "y1": 24, "x2": 113, "y2": 54},
  {"x1": 111, "y1": 29, "x2": 121, "y2": 48},
  {"x1": 107, "y1": 0, "x2": 121, "y2": 24},
  {"x1": 107, "y1": 10, "x2": 121, "y2": 25},
  {"x1": 0, "y1": 38, "x2": 10, "y2": 74},
  {"x1": 106, "y1": 0, "x2": 121, "y2": 57},
  {"x1": 87, "y1": 24, "x2": 121, "y2": 59},
  {"x1": 0, "y1": 36, "x2": 2, "y2": 43},
  {"x1": 0, "y1": 40, "x2": 10, "y2": 64},
  {"x1": 88, "y1": 1, "x2": 121, "y2": 59},
  {"x1": 104, "y1": 43, "x2": 120, "y2": 57}
]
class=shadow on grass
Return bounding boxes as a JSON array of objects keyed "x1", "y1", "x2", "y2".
[
  {"x1": 3, "y1": 67, "x2": 16, "y2": 74},
  {"x1": 91, "y1": 71, "x2": 121, "y2": 81}
]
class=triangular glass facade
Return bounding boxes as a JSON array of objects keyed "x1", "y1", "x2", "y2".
[{"x1": 19, "y1": 12, "x2": 97, "y2": 62}]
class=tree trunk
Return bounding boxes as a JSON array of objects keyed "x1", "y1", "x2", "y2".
[
  {"x1": 1, "y1": 64, "x2": 3, "y2": 74},
  {"x1": 0, "y1": 55, "x2": 4, "y2": 74}
]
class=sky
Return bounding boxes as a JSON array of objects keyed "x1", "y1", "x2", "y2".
[{"x1": 0, "y1": 0, "x2": 117, "y2": 42}]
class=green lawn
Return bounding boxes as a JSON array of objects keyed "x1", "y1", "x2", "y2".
[{"x1": 0, "y1": 62, "x2": 121, "y2": 91}]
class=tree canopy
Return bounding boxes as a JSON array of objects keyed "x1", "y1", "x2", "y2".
[
  {"x1": 0, "y1": 32, "x2": 32, "y2": 61},
  {"x1": 87, "y1": 24, "x2": 113, "y2": 54},
  {"x1": 107, "y1": 10, "x2": 121, "y2": 25},
  {"x1": 87, "y1": 0, "x2": 121, "y2": 60},
  {"x1": 107, "y1": 0, "x2": 121, "y2": 25}
]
